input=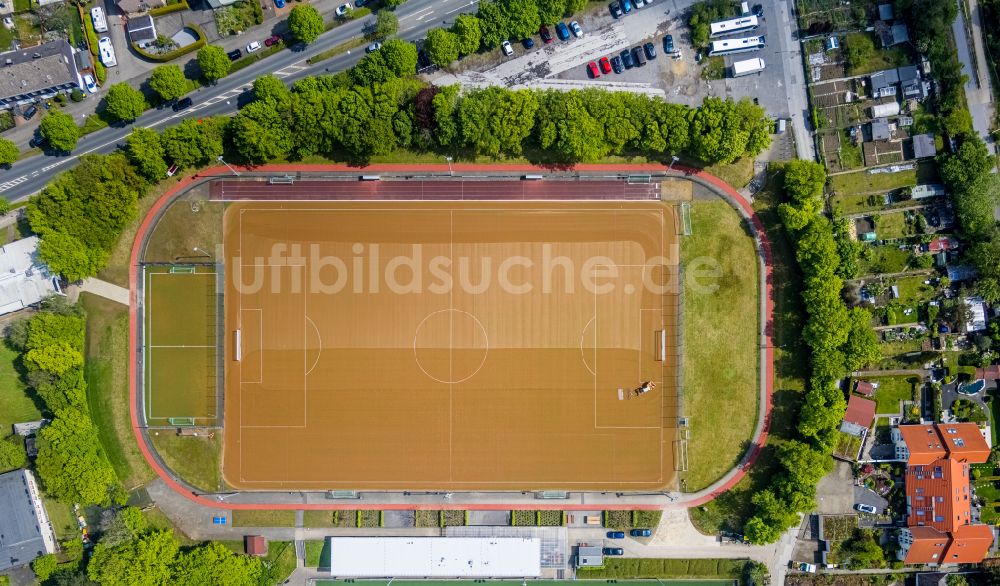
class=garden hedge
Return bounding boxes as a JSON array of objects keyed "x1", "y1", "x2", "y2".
[
  {"x1": 132, "y1": 23, "x2": 206, "y2": 62},
  {"x1": 149, "y1": 0, "x2": 190, "y2": 16}
]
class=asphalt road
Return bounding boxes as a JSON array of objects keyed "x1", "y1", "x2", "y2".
[{"x1": 0, "y1": 0, "x2": 478, "y2": 201}]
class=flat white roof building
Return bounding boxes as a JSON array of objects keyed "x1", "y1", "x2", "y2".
[
  {"x1": 0, "y1": 236, "x2": 61, "y2": 316},
  {"x1": 327, "y1": 537, "x2": 542, "y2": 578}
]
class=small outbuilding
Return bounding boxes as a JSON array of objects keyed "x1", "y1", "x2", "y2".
[
  {"x1": 840, "y1": 395, "x2": 877, "y2": 437},
  {"x1": 854, "y1": 380, "x2": 878, "y2": 397},
  {"x1": 245, "y1": 535, "x2": 267, "y2": 556},
  {"x1": 577, "y1": 545, "x2": 604, "y2": 568},
  {"x1": 913, "y1": 133, "x2": 937, "y2": 158}
]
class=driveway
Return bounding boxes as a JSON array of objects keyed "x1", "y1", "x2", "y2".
[
  {"x1": 815, "y1": 461, "x2": 856, "y2": 515},
  {"x1": 105, "y1": 0, "x2": 158, "y2": 83}
]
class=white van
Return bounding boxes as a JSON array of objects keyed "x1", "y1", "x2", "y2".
[
  {"x1": 90, "y1": 6, "x2": 108, "y2": 33},
  {"x1": 740, "y1": 1, "x2": 750, "y2": 14}
]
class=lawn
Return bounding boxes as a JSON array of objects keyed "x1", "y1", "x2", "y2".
[
  {"x1": 680, "y1": 201, "x2": 760, "y2": 492},
  {"x1": 844, "y1": 34, "x2": 910, "y2": 76},
  {"x1": 148, "y1": 433, "x2": 221, "y2": 492},
  {"x1": 833, "y1": 431, "x2": 862, "y2": 460},
  {"x1": 0, "y1": 340, "x2": 40, "y2": 441},
  {"x1": 231, "y1": 509, "x2": 297, "y2": 527},
  {"x1": 262, "y1": 540, "x2": 297, "y2": 583},
  {"x1": 859, "y1": 376, "x2": 916, "y2": 414},
  {"x1": 873, "y1": 212, "x2": 911, "y2": 239},
  {"x1": 305, "y1": 539, "x2": 329, "y2": 567},
  {"x1": 81, "y1": 293, "x2": 154, "y2": 490},
  {"x1": 829, "y1": 168, "x2": 917, "y2": 196},
  {"x1": 142, "y1": 505, "x2": 196, "y2": 545},
  {"x1": 43, "y1": 495, "x2": 77, "y2": 540},
  {"x1": 303, "y1": 510, "x2": 336, "y2": 527},
  {"x1": 859, "y1": 245, "x2": 912, "y2": 275},
  {"x1": 896, "y1": 275, "x2": 937, "y2": 304},
  {"x1": 0, "y1": 25, "x2": 14, "y2": 51},
  {"x1": 704, "y1": 157, "x2": 754, "y2": 189},
  {"x1": 829, "y1": 192, "x2": 890, "y2": 214}
]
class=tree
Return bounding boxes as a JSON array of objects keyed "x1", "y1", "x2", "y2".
[
  {"x1": 373, "y1": 9, "x2": 399, "y2": 39},
  {"x1": 25, "y1": 341, "x2": 83, "y2": 375},
  {"x1": 104, "y1": 83, "x2": 147, "y2": 122},
  {"x1": 0, "y1": 436, "x2": 26, "y2": 473},
  {"x1": 954, "y1": 173, "x2": 1000, "y2": 240},
  {"x1": 477, "y1": 1, "x2": 507, "y2": 48},
  {"x1": 502, "y1": 0, "x2": 541, "y2": 40},
  {"x1": 536, "y1": 0, "x2": 566, "y2": 23},
  {"x1": 743, "y1": 561, "x2": 769, "y2": 586},
  {"x1": 382, "y1": 0, "x2": 407, "y2": 6},
  {"x1": 252, "y1": 74, "x2": 291, "y2": 107},
  {"x1": 172, "y1": 542, "x2": 264, "y2": 586},
  {"x1": 161, "y1": 118, "x2": 225, "y2": 168},
  {"x1": 33, "y1": 554, "x2": 58, "y2": 582},
  {"x1": 425, "y1": 28, "x2": 461, "y2": 67},
  {"x1": 351, "y1": 39, "x2": 417, "y2": 85},
  {"x1": 88, "y1": 530, "x2": 179, "y2": 586},
  {"x1": 36, "y1": 408, "x2": 118, "y2": 506},
  {"x1": 39, "y1": 110, "x2": 79, "y2": 152},
  {"x1": 939, "y1": 134, "x2": 993, "y2": 192},
  {"x1": 197, "y1": 45, "x2": 231, "y2": 82},
  {"x1": 843, "y1": 33, "x2": 875, "y2": 73},
  {"x1": 230, "y1": 101, "x2": 292, "y2": 163},
  {"x1": 149, "y1": 65, "x2": 188, "y2": 102},
  {"x1": 688, "y1": 96, "x2": 750, "y2": 164},
  {"x1": 288, "y1": 5, "x2": 324, "y2": 44},
  {"x1": 453, "y1": 14, "x2": 482, "y2": 55},
  {"x1": 458, "y1": 87, "x2": 538, "y2": 156},
  {"x1": 125, "y1": 127, "x2": 167, "y2": 182},
  {"x1": 0, "y1": 137, "x2": 18, "y2": 165}
]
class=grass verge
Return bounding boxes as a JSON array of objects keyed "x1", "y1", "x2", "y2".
[
  {"x1": 231, "y1": 509, "x2": 297, "y2": 527},
  {"x1": 576, "y1": 558, "x2": 748, "y2": 579},
  {"x1": 0, "y1": 341, "x2": 40, "y2": 441},
  {"x1": 680, "y1": 201, "x2": 759, "y2": 492},
  {"x1": 81, "y1": 293, "x2": 154, "y2": 490},
  {"x1": 148, "y1": 432, "x2": 221, "y2": 492},
  {"x1": 305, "y1": 540, "x2": 328, "y2": 567}
]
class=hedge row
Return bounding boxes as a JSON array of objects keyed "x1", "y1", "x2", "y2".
[
  {"x1": 577, "y1": 558, "x2": 749, "y2": 579},
  {"x1": 132, "y1": 23, "x2": 207, "y2": 62},
  {"x1": 149, "y1": 0, "x2": 190, "y2": 16}
]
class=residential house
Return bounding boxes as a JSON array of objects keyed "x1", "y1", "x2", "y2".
[
  {"x1": 841, "y1": 395, "x2": 876, "y2": 437},
  {"x1": 0, "y1": 469, "x2": 57, "y2": 571},
  {"x1": 878, "y1": 22, "x2": 910, "y2": 47},
  {"x1": 127, "y1": 14, "x2": 157, "y2": 47},
  {"x1": 116, "y1": 0, "x2": 165, "y2": 15},
  {"x1": 963, "y1": 297, "x2": 988, "y2": 333},
  {"x1": 870, "y1": 118, "x2": 892, "y2": 141},
  {"x1": 974, "y1": 365, "x2": 1000, "y2": 381},
  {"x1": 927, "y1": 237, "x2": 958, "y2": 253},
  {"x1": 0, "y1": 236, "x2": 62, "y2": 316},
  {"x1": 911, "y1": 184, "x2": 946, "y2": 199},
  {"x1": 869, "y1": 66, "x2": 925, "y2": 100},
  {"x1": 893, "y1": 423, "x2": 994, "y2": 565},
  {"x1": 0, "y1": 40, "x2": 81, "y2": 108}
]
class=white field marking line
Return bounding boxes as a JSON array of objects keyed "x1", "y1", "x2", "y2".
[
  {"x1": 449, "y1": 210, "x2": 453, "y2": 482},
  {"x1": 0, "y1": 175, "x2": 28, "y2": 192},
  {"x1": 578, "y1": 315, "x2": 597, "y2": 377},
  {"x1": 305, "y1": 316, "x2": 322, "y2": 376},
  {"x1": 239, "y1": 308, "x2": 263, "y2": 383},
  {"x1": 411, "y1": 309, "x2": 489, "y2": 386},
  {"x1": 233, "y1": 476, "x2": 667, "y2": 484},
  {"x1": 148, "y1": 345, "x2": 216, "y2": 348}
]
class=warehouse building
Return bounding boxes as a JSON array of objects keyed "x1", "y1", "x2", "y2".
[{"x1": 327, "y1": 537, "x2": 542, "y2": 578}]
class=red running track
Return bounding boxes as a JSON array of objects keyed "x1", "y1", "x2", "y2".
[
  {"x1": 128, "y1": 163, "x2": 773, "y2": 511},
  {"x1": 210, "y1": 179, "x2": 660, "y2": 200}
]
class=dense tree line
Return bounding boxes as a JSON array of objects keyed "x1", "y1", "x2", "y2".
[
  {"x1": 5, "y1": 300, "x2": 119, "y2": 507},
  {"x1": 744, "y1": 161, "x2": 880, "y2": 544}
]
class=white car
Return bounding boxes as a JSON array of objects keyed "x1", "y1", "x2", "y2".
[
  {"x1": 82, "y1": 74, "x2": 97, "y2": 93},
  {"x1": 246, "y1": 40, "x2": 262, "y2": 53},
  {"x1": 365, "y1": 41, "x2": 381, "y2": 53},
  {"x1": 570, "y1": 21, "x2": 582, "y2": 37},
  {"x1": 501, "y1": 40, "x2": 513, "y2": 56},
  {"x1": 854, "y1": 503, "x2": 877, "y2": 514},
  {"x1": 335, "y1": 2, "x2": 351, "y2": 16},
  {"x1": 634, "y1": 0, "x2": 645, "y2": 6}
]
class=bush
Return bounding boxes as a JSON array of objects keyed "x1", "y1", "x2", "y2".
[
  {"x1": 604, "y1": 510, "x2": 631, "y2": 528},
  {"x1": 511, "y1": 510, "x2": 535, "y2": 526},
  {"x1": 70, "y1": 88, "x2": 85, "y2": 102},
  {"x1": 632, "y1": 510, "x2": 662, "y2": 528},
  {"x1": 148, "y1": 0, "x2": 188, "y2": 15},
  {"x1": 439, "y1": 510, "x2": 465, "y2": 527},
  {"x1": 414, "y1": 510, "x2": 438, "y2": 527},
  {"x1": 537, "y1": 510, "x2": 563, "y2": 526}
]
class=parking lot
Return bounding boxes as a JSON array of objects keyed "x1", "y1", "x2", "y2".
[{"x1": 435, "y1": 0, "x2": 800, "y2": 124}]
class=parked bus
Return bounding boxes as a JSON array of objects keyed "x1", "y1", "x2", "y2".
[
  {"x1": 709, "y1": 35, "x2": 765, "y2": 56},
  {"x1": 709, "y1": 15, "x2": 759, "y2": 37},
  {"x1": 731, "y1": 57, "x2": 765, "y2": 77},
  {"x1": 90, "y1": 6, "x2": 107, "y2": 33}
]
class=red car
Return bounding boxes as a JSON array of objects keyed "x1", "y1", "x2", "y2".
[
  {"x1": 540, "y1": 26, "x2": 553, "y2": 44},
  {"x1": 587, "y1": 61, "x2": 601, "y2": 78},
  {"x1": 264, "y1": 34, "x2": 282, "y2": 47},
  {"x1": 599, "y1": 56, "x2": 612, "y2": 74}
]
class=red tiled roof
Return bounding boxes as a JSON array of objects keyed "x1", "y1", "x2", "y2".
[
  {"x1": 245, "y1": 535, "x2": 267, "y2": 556},
  {"x1": 843, "y1": 395, "x2": 876, "y2": 428},
  {"x1": 898, "y1": 425, "x2": 947, "y2": 465},
  {"x1": 906, "y1": 458, "x2": 970, "y2": 533},
  {"x1": 854, "y1": 380, "x2": 876, "y2": 397},
  {"x1": 975, "y1": 365, "x2": 1000, "y2": 381},
  {"x1": 928, "y1": 237, "x2": 958, "y2": 252},
  {"x1": 943, "y1": 525, "x2": 995, "y2": 564},
  {"x1": 904, "y1": 526, "x2": 950, "y2": 564},
  {"x1": 898, "y1": 423, "x2": 990, "y2": 465}
]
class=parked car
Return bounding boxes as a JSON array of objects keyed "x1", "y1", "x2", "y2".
[
  {"x1": 555, "y1": 22, "x2": 570, "y2": 41},
  {"x1": 522, "y1": 37, "x2": 535, "y2": 49},
  {"x1": 663, "y1": 34, "x2": 674, "y2": 53},
  {"x1": 630, "y1": 528, "x2": 652, "y2": 537},
  {"x1": 172, "y1": 97, "x2": 193, "y2": 111},
  {"x1": 621, "y1": 0, "x2": 632, "y2": 13},
  {"x1": 82, "y1": 73, "x2": 97, "y2": 93},
  {"x1": 606, "y1": 531, "x2": 625, "y2": 539},
  {"x1": 355, "y1": 0, "x2": 367, "y2": 5},
  {"x1": 227, "y1": 48, "x2": 242, "y2": 61},
  {"x1": 246, "y1": 40, "x2": 262, "y2": 53},
  {"x1": 620, "y1": 48, "x2": 634, "y2": 68},
  {"x1": 631, "y1": 45, "x2": 646, "y2": 66},
  {"x1": 539, "y1": 25, "x2": 553, "y2": 43},
  {"x1": 752, "y1": 3, "x2": 764, "y2": 17},
  {"x1": 633, "y1": 0, "x2": 644, "y2": 7},
  {"x1": 609, "y1": 1, "x2": 622, "y2": 17},
  {"x1": 610, "y1": 54, "x2": 623, "y2": 73},
  {"x1": 855, "y1": 503, "x2": 877, "y2": 514},
  {"x1": 570, "y1": 21, "x2": 582, "y2": 37},
  {"x1": 28, "y1": 136, "x2": 43, "y2": 149},
  {"x1": 643, "y1": 41, "x2": 656, "y2": 59},
  {"x1": 366, "y1": 41, "x2": 381, "y2": 53},
  {"x1": 501, "y1": 40, "x2": 513, "y2": 56},
  {"x1": 264, "y1": 34, "x2": 282, "y2": 47},
  {"x1": 335, "y1": 2, "x2": 351, "y2": 16},
  {"x1": 274, "y1": 0, "x2": 284, "y2": 8},
  {"x1": 603, "y1": 547, "x2": 625, "y2": 556},
  {"x1": 586, "y1": 61, "x2": 600, "y2": 77},
  {"x1": 599, "y1": 56, "x2": 612, "y2": 73},
  {"x1": 22, "y1": 104, "x2": 37, "y2": 120}
]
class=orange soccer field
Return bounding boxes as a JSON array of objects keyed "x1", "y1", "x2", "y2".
[{"x1": 222, "y1": 202, "x2": 680, "y2": 491}]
